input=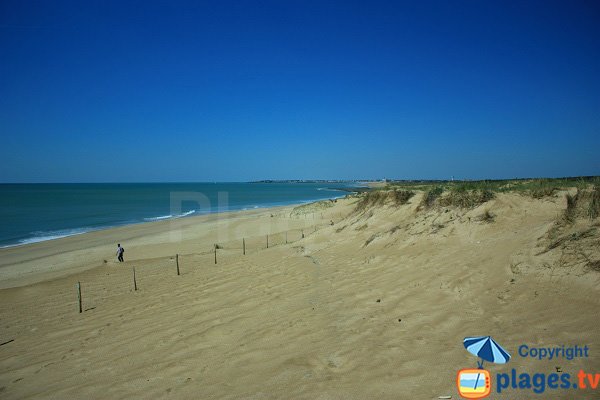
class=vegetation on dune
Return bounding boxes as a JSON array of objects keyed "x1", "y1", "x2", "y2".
[
  {"x1": 420, "y1": 186, "x2": 444, "y2": 209},
  {"x1": 553, "y1": 182, "x2": 600, "y2": 223},
  {"x1": 379, "y1": 176, "x2": 600, "y2": 210},
  {"x1": 539, "y1": 183, "x2": 600, "y2": 272},
  {"x1": 390, "y1": 190, "x2": 415, "y2": 205},
  {"x1": 529, "y1": 186, "x2": 556, "y2": 199},
  {"x1": 417, "y1": 184, "x2": 493, "y2": 210},
  {"x1": 437, "y1": 185, "x2": 495, "y2": 209},
  {"x1": 587, "y1": 185, "x2": 600, "y2": 220},
  {"x1": 354, "y1": 177, "x2": 600, "y2": 213},
  {"x1": 562, "y1": 185, "x2": 600, "y2": 222},
  {"x1": 385, "y1": 176, "x2": 599, "y2": 196},
  {"x1": 565, "y1": 191, "x2": 579, "y2": 222},
  {"x1": 354, "y1": 190, "x2": 415, "y2": 213}
]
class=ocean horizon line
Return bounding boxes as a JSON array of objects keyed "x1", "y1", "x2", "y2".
[{"x1": 0, "y1": 180, "x2": 372, "y2": 185}]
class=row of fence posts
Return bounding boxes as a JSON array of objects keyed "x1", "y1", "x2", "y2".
[{"x1": 75, "y1": 222, "x2": 324, "y2": 313}]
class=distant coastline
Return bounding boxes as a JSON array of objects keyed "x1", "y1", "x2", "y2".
[
  {"x1": 249, "y1": 180, "x2": 373, "y2": 193},
  {"x1": 249, "y1": 179, "x2": 369, "y2": 184}
]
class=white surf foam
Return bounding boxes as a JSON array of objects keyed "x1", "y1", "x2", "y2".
[
  {"x1": 143, "y1": 210, "x2": 196, "y2": 221},
  {"x1": 0, "y1": 227, "x2": 98, "y2": 248}
]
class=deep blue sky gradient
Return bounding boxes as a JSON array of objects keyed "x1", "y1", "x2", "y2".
[{"x1": 1, "y1": 1, "x2": 599, "y2": 182}]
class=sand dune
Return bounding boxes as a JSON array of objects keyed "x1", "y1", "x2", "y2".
[{"x1": 1, "y1": 192, "x2": 599, "y2": 399}]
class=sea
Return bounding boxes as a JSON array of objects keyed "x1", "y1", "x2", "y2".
[{"x1": 0, "y1": 182, "x2": 359, "y2": 248}]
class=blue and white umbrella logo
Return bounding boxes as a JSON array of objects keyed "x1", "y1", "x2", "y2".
[
  {"x1": 463, "y1": 336, "x2": 511, "y2": 368},
  {"x1": 460, "y1": 336, "x2": 511, "y2": 393}
]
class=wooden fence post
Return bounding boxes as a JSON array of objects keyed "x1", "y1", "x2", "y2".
[
  {"x1": 266, "y1": 234, "x2": 269, "y2": 249},
  {"x1": 214, "y1": 244, "x2": 217, "y2": 264},
  {"x1": 176, "y1": 254, "x2": 180, "y2": 275},
  {"x1": 133, "y1": 267, "x2": 138, "y2": 291},
  {"x1": 75, "y1": 281, "x2": 82, "y2": 313},
  {"x1": 243, "y1": 238, "x2": 245, "y2": 255}
]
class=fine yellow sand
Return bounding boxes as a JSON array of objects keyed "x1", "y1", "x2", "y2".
[{"x1": 1, "y1": 193, "x2": 599, "y2": 399}]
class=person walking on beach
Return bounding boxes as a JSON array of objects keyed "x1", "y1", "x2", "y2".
[{"x1": 116, "y1": 243, "x2": 125, "y2": 262}]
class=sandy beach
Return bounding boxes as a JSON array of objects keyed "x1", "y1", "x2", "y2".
[{"x1": 1, "y1": 190, "x2": 599, "y2": 399}]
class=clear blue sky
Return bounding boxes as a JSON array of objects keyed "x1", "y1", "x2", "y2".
[{"x1": 1, "y1": 1, "x2": 598, "y2": 182}]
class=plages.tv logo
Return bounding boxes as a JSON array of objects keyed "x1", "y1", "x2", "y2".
[{"x1": 456, "y1": 336, "x2": 511, "y2": 399}]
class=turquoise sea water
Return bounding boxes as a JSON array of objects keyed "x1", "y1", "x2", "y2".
[{"x1": 0, "y1": 183, "x2": 356, "y2": 248}]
